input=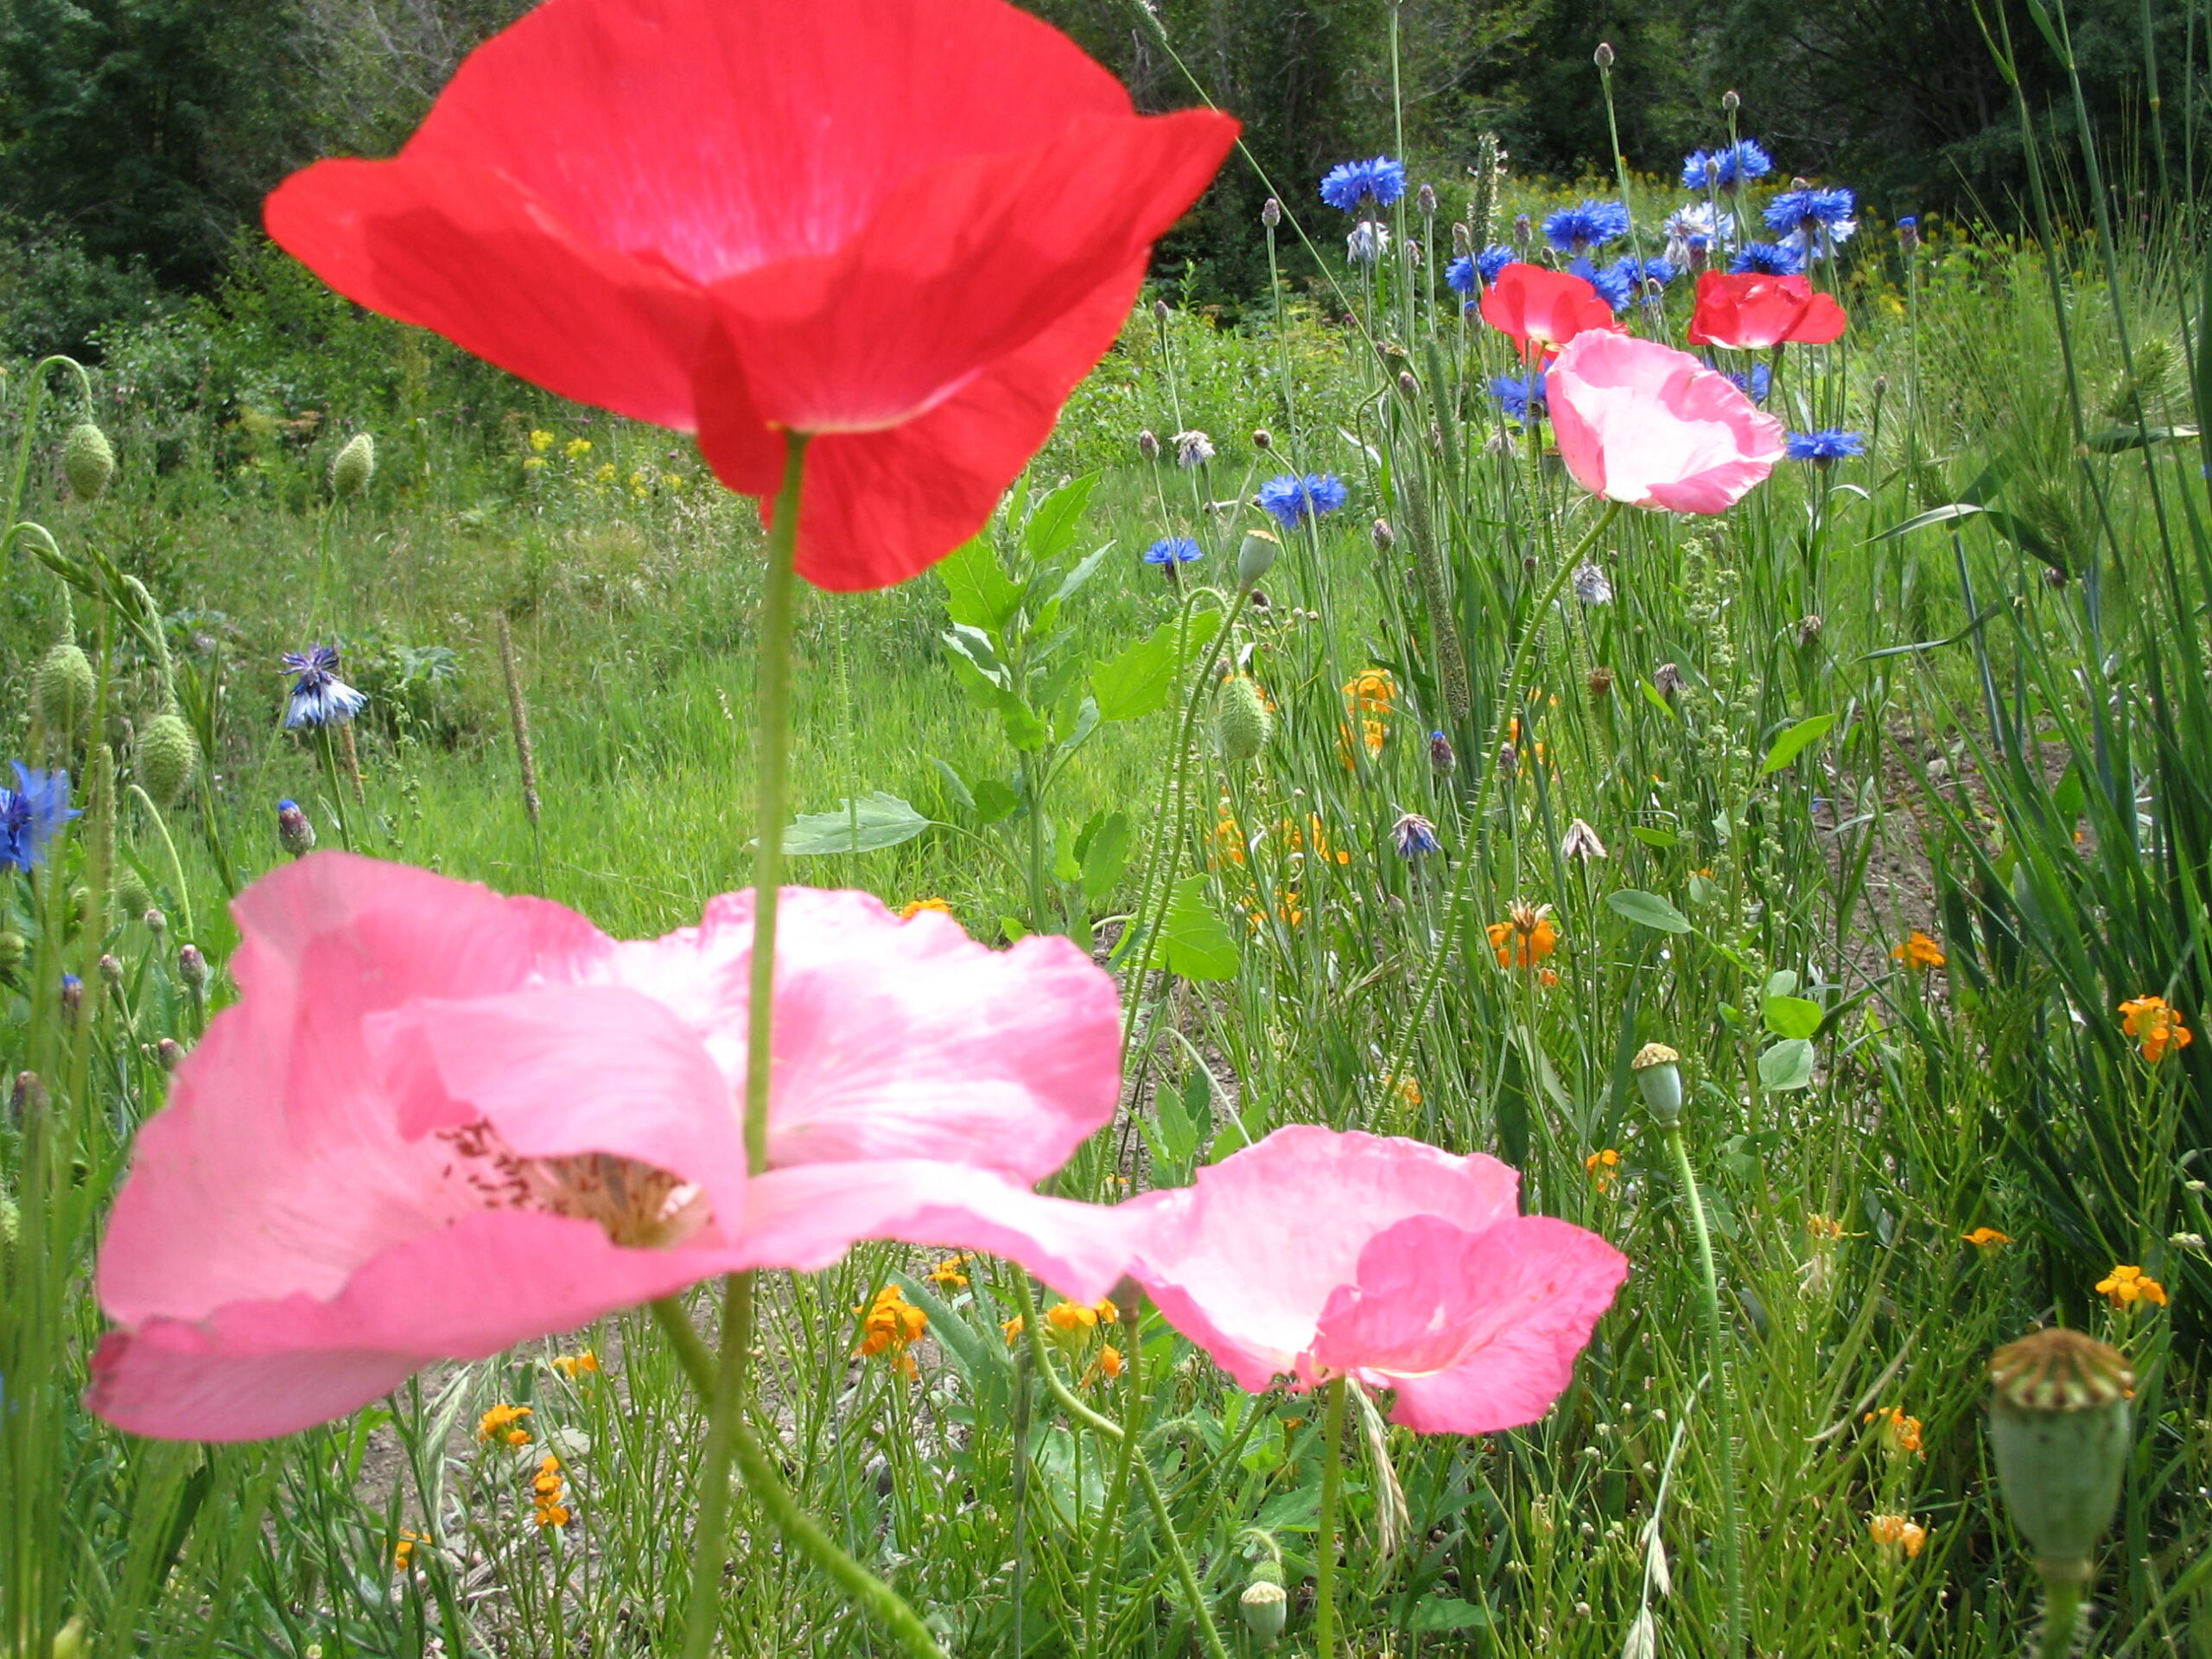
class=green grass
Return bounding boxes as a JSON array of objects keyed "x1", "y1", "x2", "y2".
[{"x1": 2, "y1": 121, "x2": 2210, "y2": 1659}]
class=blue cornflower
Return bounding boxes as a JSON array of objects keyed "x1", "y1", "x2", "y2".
[
  {"x1": 283, "y1": 644, "x2": 368, "y2": 729},
  {"x1": 1255, "y1": 474, "x2": 1349, "y2": 528},
  {"x1": 1390, "y1": 812, "x2": 1443, "y2": 860},
  {"x1": 1787, "y1": 429, "x2": 1866, "y2": 463},
  {"x1": 1445, "y1": 255, "x2": 1478, "y2": 296},
  {"x1": 1476, "y1": 244, "x2": 1515, "y2": 282},
  {"x1": 1570, "y1": 257, "x2": 1634, "y2": 313},
  {"x1": 1764, "y1": 186, "x2": 1856, "y2": 236},
  {"x1": 1729, "y1": 241, "x2": 1805, "y2": 276},
  {"x1": 1543, "y1": 199, "x2": 1631, "y2": 253},
  {"x1": 1610, "y1": 255, "x2": 1677, "y2": 302},
  {"x1": 1691, "y1": 139, "x2": 1774, "y2": 188},
  {"x1": 0, "y1": 762, "x2": 79, "y2": 873},
  {"x1": 1319, "y1": 156, "x2": 1408, "y2": 213},
  {"x1": 1143, "y1": 537, "x2": 1202, "y2": 566},
  {"x1": 1724, "y1": 364, "x2": 1774, "y2": 404},
  {"x1": 1491, "y1": 372, "x2": 1548, "y2": 424}
]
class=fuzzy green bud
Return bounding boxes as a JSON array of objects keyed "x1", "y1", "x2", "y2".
[
  {"x1": 0, "y1": 932, "x2": 23, "y2": 976},
  {"x1": 1987, "y1": 1328, "x2": 2133, "y2": 1580},
  {"x1": 1217, "y1": 676, "x2": 1273, "y2": 763},
  {"x1": 1239, "y1": 1578, "x2": 1287, "y2": 1647},
  {"x1": 1632, "y1": 1042, "x2": 1683, "y2": 1125},
  {"x1": 33, "y1": 640, "x2": 96, "y2": 742},
  {"x1": 114, "y1": 867, "x2": 150, "y2": 918},
  {"x1": 137, "y1": 713, "x2": 200, "y2": 807},
  {"x1": 330, "y1": 431, "x2": 376, "y2": 499},
  {"x1": 51, "y1": 1615, "x2": 88, "y2": 1659},
  {"x1": 0, "y1": 1190, "x2": 16, "y2": 1247},
  {"x1": 63, "y1": 423, "x2": 114, "y2": 502},
  {"x1": 1236, "y1": 528, "x2": 1279, "y2": 589}
]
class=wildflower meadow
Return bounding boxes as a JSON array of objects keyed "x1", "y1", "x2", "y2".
[{"x1": 1, "y1": 0, "x2": 2209, "y2": 1655}]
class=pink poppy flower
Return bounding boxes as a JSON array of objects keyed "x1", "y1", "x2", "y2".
[
  {"x1": 92, "y1": 853, "x2": 1126, "y2": 1440},
  {"x1": 1118, "y1": 1127, "x2": 1626, "y2": 1434},
  {"x1": 1477, "y1": 263, "x2": 1620, "y2": 360},
  {"x1": 1687, "y1": 270, "x2": 1847, "y2": 351},
  {"x1": 1548, "y1": 331, "x2": 1785, "y2": 514}
]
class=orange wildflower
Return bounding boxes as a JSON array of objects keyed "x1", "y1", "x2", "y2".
[
  {"x1": 1864, "y1": 1407, "x2": 1924, "y2": 1459},
  {"x1": 1486, "y1": 900, "x2": 1559, "y2": 968},
  {"x1": 1962, "y1": 1226, "x2": 2012, "y2": 1254},
  {"x1": 2119, "y1": 995, "x2": 2191, "y2": 1062},
  {"x1": 1868, "y1": 1515, "x2": 1927, "y2": 1560},
  {"x1": 899, "y1": 897, "x2": 954, "y2": 921},
  {"x1": 531, "y1": 1453, "x2": 572, "y2": 1529},
  {"x1": 1891, "y1": 931, "x2": 1945, "y2": 970},
  {"x1": 1585, "y1": 1148, "x2": 1621, "y2": 1194},
  {"x1": 394, "y1": 1528, "x2": 431, "y2": 1569},
  {"x1": 477, "y1": 1403, "x2": 533, "y2": 1446},
  {"x1": 2095, "y1": 1263, "x2": 2167, "y2": 1311},
  {"x1": 855, "y1": 1284, "x2": 929, "y2": 1378},
  {"x1": 550, "y1": 1350, "x2": 599, "y2": 1380}
]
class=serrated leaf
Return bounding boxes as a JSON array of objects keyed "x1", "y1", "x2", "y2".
[
  {"x1": 938, "y1": 537, "x2": 1021, "y2": 632},
  {"x1": 1760, "y1": 713, "x2": 1836, "y2": 776},
  {"x1": 1023, "y1": 473, "x2": 1096, "y2": 564},
  {"x1": 1159, "y1": 874, "x2": 1237, "y2": 981},
  {"x1": 1050, "y1": 542, "x2": 1112, "y2": 607},
  {"x1": 1606, "y1": 889, "x2": 1693, "y2": 934},
  {"x1": 1762, "y1": 994, "x2": 1825, "y2": 1040},
  {"x1": 1077, "y1": 811, "x2": 1130, "y2": 900},
  {"x1": 1758, "y1": 1038, "x2": 1816, "y2": 1091},
  {"x1": 782, "y1": 793, "x2": 931, "y2": 855},
  {"x1": 1092, "y1": 614, "x2": 1220, "y2": 722}
]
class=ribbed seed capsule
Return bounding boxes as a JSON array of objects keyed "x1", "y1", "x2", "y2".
[
  {"x1": 1987, "y1": 1328, "x2": 2133, "y2": 1579},
  {"x1": 63, "y1": 423, "x2": 115, "y2": 501},
  {"x1": 1217, "y1": 676, "x2": 1272, "y2": 763},
  {"x1": 33, "y1": 640, "x2": 96, "y2": 741},
  {"x1": 137, "y1": 712, "x2": 200, "y2": 807},
  {"x1": 330, "y1": 432, "x2": 376, "y2": 499}
]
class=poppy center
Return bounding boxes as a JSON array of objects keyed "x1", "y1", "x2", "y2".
[{"x1": 436, "y1": 1118, "x2": 711, "y2": 1249}]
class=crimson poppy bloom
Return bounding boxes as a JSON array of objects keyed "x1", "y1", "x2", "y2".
[
  {"x1": 1477, "y1": 264, "x2": 1620, "y2": 360},
  {"x1": 266, "y1": 0, "x2": 1237, "y2": 591},
  {"x1": 1687, "y1": 270, "x2": 1848, "y2": 351},
  {"x1": 90, "y1": 854, "x2": 1129, "y2": 1440}
]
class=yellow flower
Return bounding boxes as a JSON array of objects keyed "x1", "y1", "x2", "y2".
[
  {"x1": 899, "y1": 897, "x2": 954, "y2": 920},
  {"x1": 552, "y1": 1350, "x2": 599, "y2": 1380},
  {"x1": 1387, "y1": 1074, "x2": 1422, "y2": 1109},
  {"x1": 1585, "y1": 1148, "x2": 1620, "y2": 1194},
  {"x1": 394, "y1": 1528, "x2": 431, "y2": 1569},
  {"x1": 856, "y1": 1284, "x2": 929, "y2": 1375},
  {"x1": 528, "y1": 429, "x2": 555, "y2": 453},
  {"x1": 1337, "y1": 718, "x2": 1387, "y2": 768},
  {"x1": 1863, "y1": 1407, "x2": 1924, "y2": 1459},
  {"x1": 2119, "y1": 995, "x2": 2191, "y2": 1062},
  {"x1": 521, "y1": 454, "x2": 547, "y2": 472},
  {"x1": 1092, "y1": 1296, "x2": 1119, "y2": 1324},
  {"x1": 1085, "y1": 1344, "x2": 1124, "y2": 1386},
  {"x1": 1046, "y1": 1300, "x2": 1099, "y2": 1334},
  {"x1": 1805, "y1": 1214, "x2": 1847, "y2": 1243},
  {"x1": 1486, "y1": 901, "x2": 1558, "y2": 969},
  {"x1": 1867, "y1": 1514, "x2": 1926, "y2": 1560},
  {"x1": 477, "y1": 1403, "x2": 533, "y2": 1445},
  {"x1": 1891, "y1": 931, "x2": 1945, "y2": 970},
  {"x1": 2095, "y1": 1263, "x2": 2168, "y2": 1310},
  {"x1": 1962, "y1": 1226, "x2": 2012, "y2": 1254},
  {"x1": 627, "y1": 468, "x2": 649, "y2": 489},
  {"x1": 1001, "y1": 1314, "x2": 1026, "y2": 1346},
  {"x1": 1343, "y1": 667, "x2": 1396, "y2": 717},
  {"x1": 927, "y1": 1254, "x2": 971, "y2": 1291},
  {"x1": 594, "y1": 461, "x2": 617, "y2": 484},
  {"x1": 563, "y1": 437, "x2": 593, "y2": 461}
]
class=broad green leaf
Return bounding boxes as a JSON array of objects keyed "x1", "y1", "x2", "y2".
[
  {"x1": 1092, "y1": 613, "x2": 1220, "y2": 722},
  {"x1": 1606, "y1": 889, "x2": 1693, "y2": 934},
  {"x1": 1760, "y1": 713, "x2": 1837, "y2": 775},
  {"x1": 781, "y1": 792, "x2": 931, "y2": 855},
  {"x1": 1054, "y1": 693, "x2": 1100, "y2": 751},
  {"x1": 1023, "y1": 473, "x2": 1097, "y2": 565},
  {"x1": 929, "y1": 757, "x2": 975, "y2": 812},
  {"x1": 940, "y1": 625, "x2": 1007, "y2": 688},
  {"x1": 1628, "y1": 825, "x2": 1678, "y2": 849},
  {"x1": 1412, "y1": 1599, "x2": 1494, "y2": 1634},
  {"x1": 1050, "y1": 541, "x2": 1112, "y2": 607},
  {"x1": 1640, "y1": 678, "x2": 1677, "y2": 715},
  {"x1": 1160, "y1": 874, "x2": 1238, "y2": 981},
  {"x1": 938, "y1": 537, "x2": 1021, "y2": 632},
  {"x1": 1763, "y1": 994, "x2": 1825, "y2": 1040},
  {"x1": 972, "y1": 778, "x2": 1020, "y2": 824},
  {"x1": 1758, "y1": 1038, "x2": 1817, "y2": 1091},
  {"x1": 1077, "y1": 810, "x2": 1131, "y2": 900}
]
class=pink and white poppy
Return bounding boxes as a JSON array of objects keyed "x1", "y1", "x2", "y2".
[
  {"x1": 1118, "y1": 1126, "x2": 1627, "y2": 1434},
  {"x1": 1548, "y1": 331, "x2": 1786, "y2": 514},
  {"x1": 92, "y1": 853, "x2": 1126, "y2": 1440}
]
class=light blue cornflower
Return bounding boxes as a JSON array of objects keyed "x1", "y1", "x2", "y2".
[
  {"x1": 1255, "y1": 474, "x2": 1349, "y2": 528},
  {"x1": 283, "y1": 645, "x2": 368, "y2": 730},
  {"x1": 1319, "y1": 156, "x2": 1408, "y2": 213},
  {"x1": 1143, "y1": 537, "x2": 1202, "y2": 566},
  {"x1": 1544, "y1": 199, "x2": 1631, "y2": 253},
  {"x1": 0, "y1": 762, "x2": 79, "y2": 873},
  {"x1": 1729, "y1": 242, "x2": 1805, "y2": 276},
  {"x1": 1610, "y1": 255, "x2": 1676, "y2": 303},
  {"x1": 1787, "y1": 429, "x2": 1866, "y2": 463}
]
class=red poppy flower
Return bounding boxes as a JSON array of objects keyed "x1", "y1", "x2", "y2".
[
  {"x1": 1477, "y1": 264, "x2": 1620, "y2": 360},
  {"x1": 266, "y1": 0, "x2": 1237, "y2": 591},
  {"x1": 1687, "y1": 271, "x2": 1847, "y2": 351}
]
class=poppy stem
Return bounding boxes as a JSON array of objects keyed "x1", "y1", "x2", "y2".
[
  {"x1": 651, "y1": 1294, "x2": 950, "y2": 1659},
  {"x1": 1665, "y1": 1121, "x2": 1745, "y2": 1652},
  {"x1": 1314, "y1": 1376, "x2": 1348, "y2": 1659}
]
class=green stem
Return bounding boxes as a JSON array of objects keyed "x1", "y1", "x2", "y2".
[
  {"x1": 651, "y1": 1299, "x2": 947, "y2": 1659},
  {"x1": 1665, "y1": 1122, "x2": 1745, "y2": 1652},
  {"x1": 1082, "y1": 1309, "x2": 1148, "y2": 1659},
  {"x1": 1373, "y1": 499, "x2": 1622, "y2": 1108},
  {"x1": 124, "y1": 785, "x2": 195, "y2": 942},
  {"x1": 677, "y1": 1273, "x2": 753, "y2": 1659},
  {"x1": 2037, "y1": 1573, "x2": 2085, "y2": 1659},
  {"x1": 1314, "y1": 1376, "x2": 1348, "y2": 1659},
  {"x1": 743, "y1": 433, "x2": 810, "y2": 1173}
]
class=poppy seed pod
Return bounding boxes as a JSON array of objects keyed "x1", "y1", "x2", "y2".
[
  {"x1": 1632, "y1": 1042, "x2": 1683, "y2": 1125},
  {"x1": 137, "y1": 712, "x2": 200, "y2": 808},
  {"x1": 1239, "y1": 1577, "x2": 1287, "y2": 1646},
  {"x1": 63, "y1": 423, "x2": 115, "y2": 502},
  {"x1": 330, "y1": 432, "x2": 376, "y2": 499},
  {"x1": 1217, "y1": 677, "x2": 1272, "y2": 763},
  {"x1": 33, "y1": 640, "x2": 97, "y2": 741},
  {"x1": 1987, "y1": 1328, "x2": 2133, "y2": 1580},
  {"x1": 1236, "y1": 528, "x2": 1280, "y2": 588}
]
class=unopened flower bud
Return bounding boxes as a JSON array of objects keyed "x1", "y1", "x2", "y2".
[
  {"x1": 34, "y1": 639, "x2": 97, "y2": 740},
  {"x1": 137, "y1": 712, "x2": 200, "y2": 808},
  {"x1": 1987, "y1": 1328, "x2": 2132, "y2": 1580},
  {"x1": 156, "y1": 1036, "x2": 185, "y2": 1071},
  {"x1": 1513, "y1": 213, "x2": 1532, "y2": 246},
  {"x1": 1560, "y1": 818, "x2": 1608, "y2": 861},
  {"x1": 64, "y1": 423, "x2": 115, "y2": 502},
  {"x1": 1153, "y1": 298, "x2": 1172, "y2": 325},
  {"x1": 1370, "y1": 518, "x2": 1395, "y2": 551},
  {"x1": 1416, "y1": 182, "x2": 1437, "y2": 216},
  {"x1": 60, "y1": 973, "x2": 82, "y2": 1016},
  {"x1": 1722, "y1": 88, "x2": 1741, "y2": 111},
  {"x1": 1497, "y1": 742, "x2": 1520, "y2": 779},
  {"x1": 99, "y1": 952, "x2": 122, "y2": 989},
  {"x1": 1251, "y1": 427, "x2": 1272, "y2": 450},
  {"x1": 0, "y1": 931, "x2": 25, "y2": 976},
  {"x1": 1897, "y1": 215, "x2": 1921, "y2": 251},
  {"x1": 1654, "y1": 662, "x2": 1684, "y2": 701},
  {"x1": 1796, "y1": 613, "x2": 1824, "y2": 647},
  {"x1": 1587, "y1": 666, "x2": 1615, "y2": 701},
  {"x1": 114, "y1": 867, "x2": 149, "y2": 918},
  {"x1": 1261, "y1": 196, "x2": 1281, "y2": 229},
  {"x1": 143, "y1": 906, "x2": 166, "y2": 938},
  {"x1": 1429, "y1": 730, "x2": 1456, "y2": 773},
  {"x1": 1452, "y1": 221, "x2": 1471, "y2": 254},
  {"x1": 1217, "y1": 677, "x2": 1273, "y2": 763},
  {"x1": 1236, "y1": 528, "x2": 1280, "y2": 589},
  {"x1": 10, "y1": 1070, "x2": 44, "y2": 1126},
  {"x1": 1594, "y1": 40, "x2": 1615, "y2": 67},
  {"x1": 1632, "y1": 1042, "x2": 1683, "y2": 1125},
  {"x1": 330, "y1": 431, "x2": 376, "y2": 499},
  {"x1": 1137, "y1": 429, "x2": 1160, "y2": 462},
  {"x1": 1398, "y1": 369, "x2": 1420, "y2": 401},
  {"x1": 177, "y1": 944, "x2": 208, "y2": 990},
  {"x1": 276, "y1": 798, "x2": 316, "y2": 859}
]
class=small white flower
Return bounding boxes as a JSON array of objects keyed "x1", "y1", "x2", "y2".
[
  {"x1": 1573, "y1": 561, "x2": 1613, "y2": 606},
  {"x1": 1346, "y1": 220, "x2": 1390, "y2": 264},
  {"x1": 1172, "y1": 429, "x2": 1215, "y2": 468},
  {"x1": 1560, "y1": 818, "x2": 1609, "y2": 861}
]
